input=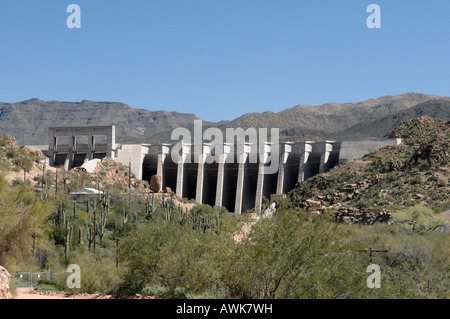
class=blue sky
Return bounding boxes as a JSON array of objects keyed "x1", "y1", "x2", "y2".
[{"x1": 0, "y1": 0, "x2": 449, "y2": 121}]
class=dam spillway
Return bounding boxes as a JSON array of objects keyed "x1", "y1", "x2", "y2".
[{"x1": 141, "y1": 139, "x2": 401, "y2": 214}]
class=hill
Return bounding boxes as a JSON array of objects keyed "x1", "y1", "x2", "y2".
[
  {"x1": 289, "y1": 117, "x2": 450, "y2": 223},
  {"x1": 334, "y1": 99, "x2": 450, "y2": 140}
]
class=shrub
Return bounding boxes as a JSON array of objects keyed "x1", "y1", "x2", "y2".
[
  {"x1": 142, "y1": 285, "x2": 171, "y2": 298},
  {"x1": 348, "y1": 222, "x2": 450, "y2": 298},
  {"x1": 392, "y1": 205, "x2": 450, "y2": 233},
  {"x1": 35, "y1": 280, "x2": 66, "y2": 292}
]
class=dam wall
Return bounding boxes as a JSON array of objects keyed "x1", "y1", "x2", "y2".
[{"x1": 45, "y1": 126, "x2": 401, "y2": 214}]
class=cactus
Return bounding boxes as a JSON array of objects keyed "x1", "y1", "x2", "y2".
[
  {"x1": 160, "y1": 195, "x2": 176, "y2": 221},
  {"x1": 87, "y1": 224, "x2": 94, "y2": 251},
  {"x1": 180, "y1": 207, "x2": 191, "y2": 226},
  {"x1": 56, "y1": 206, "x2": 66, "y2": 226},
  {"x1": 101, "y1": 193, "x2": 110, "y2": 215},
  {"x1": 88, "y1": 207, "x2": 92, "y2": 224},
  {"x1": 31, "y1": 231, "x2": 38, "y2": 258},
  {"x1": 97, "y1": 182, "x2": 102, "y2": 201},
  {"x1": 78, "y1": 227, "x2": 83, "y2": 245},
  {"x1": 64, "y1": 220, "x2": 73, "y2": 256},
  {"x1": 123, "y1": 207, "x2": 128, "y2": 224},
  {"x1": 145, "y1": 192, "x2": 156, "y2": 220},
  {"x1": 97, "y1": 206, "x2": 108, "y2": 241},
  {"x1": 189, "y1": 210, "x2": 219, "y2": 233},
  {"x1": 163, "y1": 202, "x2": 171, "y2": 221}
]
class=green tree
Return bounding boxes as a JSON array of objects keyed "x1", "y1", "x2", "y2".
[
  {"x1": 119, "y1": 219, "x2": 176, "y2": 287},
  {"x1": 0, "y1": 174, "x2": 53, "y2": 272},
  {"x1": 220, "y1": 201, "x2": 365, "y2": 299},
  {"x1": 392, "y1": 205, "x2": 449, "y2": 232}
]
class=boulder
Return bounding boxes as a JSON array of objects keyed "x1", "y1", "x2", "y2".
[
  {"x1": 81, "y1": 159, "x2": 101, "y2": 173},
  {"x1": 0, "y1": 266, "x2": 11, "y2": 299},
  {"x1": 342, "y1": 216, "x2": 352, "y2": 224},
  {"x1": 150, "y1": 175, "x2": 162, "y2": 193},
  {"x1": 163, "y1": 187, "x2": 172, "y2": 194}
]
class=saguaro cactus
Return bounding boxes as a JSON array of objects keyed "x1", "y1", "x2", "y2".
[
  {"x1": 146, "y1": 192, "x2": 156, "y2": 220},
  {"x1": 78, "y1": 227, "x2": 83, "y2": 245},
  {"x1": 161, "y1": 195, "x2": 176, "y2": 221},
  {"x1": 56, "y1": 206, "x2": 66, "y2": 226},
  {"x1": 123, "y1": 207, "x2": 128, "y2": 224},
  {"x1": 190, "y1": 210, "x2": 220, "y2": 233},
  {"x1": 87, "y1": 224, "x2": 94, "y2": 251},
  {"x1": 101, "y1": 193, "x2": 110, "y2": 215},
  {"x1": 64, "y1": 220, "x2": 73, "y2": 256},
  {"x1": 97, "y1": 207, "x2": 108, "y2": 241}
]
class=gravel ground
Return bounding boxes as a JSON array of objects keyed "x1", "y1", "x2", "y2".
[
  {"x1": 13, "y1": 288, "x2": 154, "y2": 299},
  {"x1": 13, "y1": 288, "x2": 113, "y2": 299}
]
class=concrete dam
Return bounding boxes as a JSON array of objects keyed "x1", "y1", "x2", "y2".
[{"x1": 44, "y1": 125, "x2": 401, "y2": 214}]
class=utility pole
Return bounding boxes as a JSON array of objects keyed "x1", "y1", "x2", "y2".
[{"x1": 361, "y1": 247, "x2": 389, "y2": 263}]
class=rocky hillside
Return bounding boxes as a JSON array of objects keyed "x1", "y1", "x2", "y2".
[
  {"x1": 0, "y1": 134, "x2": 43, "y2": 172},
  {"x1": 76, "y1": 158, "x2": 148, "y2": 194},
  {"x1": 335, "y1": 99, "x2": 450, "y2": 140},
  {"x1": 289, "y1": 117, "x2": 450, "y2": 223},
  {"x1": 1, "y1": 93, "x2": 450, "y2": 145}
]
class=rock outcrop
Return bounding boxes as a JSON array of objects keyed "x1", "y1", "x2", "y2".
[
  {"x1": 333, "y1": 207, "x2": 393, "y2": 225},
  {"x1": 299, "y1": 197, "x2": 393, "y2": 225},
  {"x1": 0, "y1": 266, "x2": 12, "y2": 299}
]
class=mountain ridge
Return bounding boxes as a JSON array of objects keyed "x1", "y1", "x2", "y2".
[{"x1": 1, "y1": 93, "x2": 449, "y2": 145}]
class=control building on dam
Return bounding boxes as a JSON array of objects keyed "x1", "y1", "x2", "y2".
[{"x1": 44, "y1": 125, "x2": 401, "y2": 215}]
